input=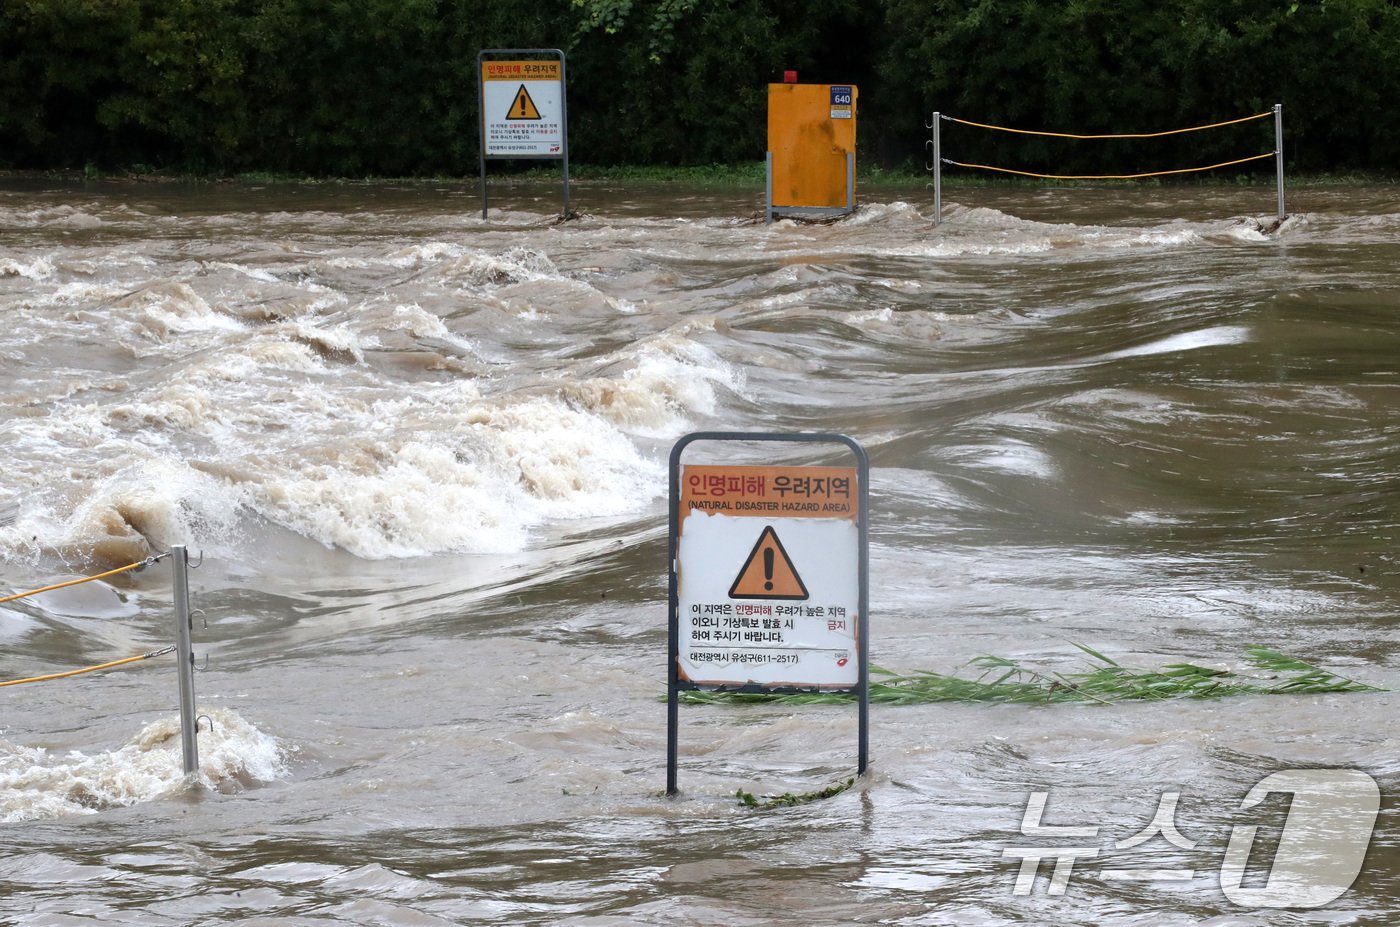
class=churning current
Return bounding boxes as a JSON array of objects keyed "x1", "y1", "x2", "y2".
[{"x1": 1, "y1": 179, "x2": 1398, "y2": 925}]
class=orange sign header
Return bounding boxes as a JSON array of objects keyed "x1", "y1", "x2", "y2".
[
  {"x1": 680, "y1": 465, "x2": 859, "y2": 521},
  {"x1": 482, "y1": 60, "x2": 561, "y2": 81}
]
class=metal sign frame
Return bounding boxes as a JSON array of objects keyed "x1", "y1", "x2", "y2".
[
  {"x1": 477, "y1": 48, "x2": 570, "y2": 220},
  {"x1": 666, "y1": 431, "x2": 870, "y2": 796}
]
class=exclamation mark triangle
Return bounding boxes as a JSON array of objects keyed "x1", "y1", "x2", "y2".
[
  {"x1": 506, "y1": 84, "x2": 542, "y2": 120},
  {"x1": 728, "y1": 526, "x2": 809, "y2": 600}
]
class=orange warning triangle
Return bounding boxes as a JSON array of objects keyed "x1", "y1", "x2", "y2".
[
  {"x1": 506, "y1": 84, "x2": 542, "y2": 120},
  {"x1": 728, "y1": 526, "x2": 809, "y2": 600}
]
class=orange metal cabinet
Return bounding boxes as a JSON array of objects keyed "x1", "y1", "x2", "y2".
[{"x1": 767, "y1": 83, "x2": 857, "y2": 221}]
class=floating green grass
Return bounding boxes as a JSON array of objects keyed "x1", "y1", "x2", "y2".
[
  {"x1": 679, "y1": 646, "x2": 1381, "y2": 707},
  {"x1": 736, "y1": 777, "x2": 856, "y2": 810}
]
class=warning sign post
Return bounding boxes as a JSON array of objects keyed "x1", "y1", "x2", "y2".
[
  {"x1": 667, "y1": 432, "x2": 870, "y2": 796},
  {"x1": 477, "y1": 49, "x2": 570, "y2": 219}
]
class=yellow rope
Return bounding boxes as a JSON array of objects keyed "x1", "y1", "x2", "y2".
[
  {"x1": 941, "y1": 152, "x2": 1275, "y2": 180},
  {"x1": 0, "y1": 557, "x2": 158, "y2": 605},
  {"x1": 945, "y1": 111, "x2": 1274, "y2": 140},
  {"x1": 0, "y1": 646, "x2": 175, "y2": 688}
]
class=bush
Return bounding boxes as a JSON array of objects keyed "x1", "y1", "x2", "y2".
[{"x1": 0, "y1": 0, "x2": 1396, "y2": 175}]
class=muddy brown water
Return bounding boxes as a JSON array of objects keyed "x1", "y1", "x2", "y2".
[{"x1": 1, "y1": 179, "x2": 1398, "y2": 925}]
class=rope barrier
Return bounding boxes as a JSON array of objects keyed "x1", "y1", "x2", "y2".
[
  {"x1": 942, "y1": 110, "x2": 1273, "y2": 140},
  {"x1": 0, "y1": 553, "x2": 168, "y2": 606},
  {"x1": 940, "y1": 151, "x2": 1275, "y2": 180},
  {"x1": 2, "y1": 543, "x2": 202, "y2": 772},
  {"x1": 0, "y1": 645, "x2": 176, "y2": 688},
  {"x1": 927, "y1": 103, "x2": 1287, "y2": 223}
]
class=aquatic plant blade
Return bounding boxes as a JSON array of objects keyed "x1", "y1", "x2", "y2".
[{"x1": 677, "y1": 648, "x2": 1382, "y2": 706}]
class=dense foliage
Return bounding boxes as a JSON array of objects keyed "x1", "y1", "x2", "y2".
[{"x1": 1, "y1": 0, "x2": 1396, "y2": 175}]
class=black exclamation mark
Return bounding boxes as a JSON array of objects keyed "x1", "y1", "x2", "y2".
[{"x1": 763, "y1": 547, "x2": 774, "y2": 591}]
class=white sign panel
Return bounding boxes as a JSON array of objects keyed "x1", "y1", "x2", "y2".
[
  {"x1": 676, "y1": 465, "x2": 860, "y2": 689},
  {"x1": 481, "y1": 59, "x2": 564, "y2": 157}
]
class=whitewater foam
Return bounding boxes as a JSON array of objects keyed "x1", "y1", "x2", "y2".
[
  {"x1": 0, "y1": 256, "x2": 55, "y2": 280},
  {"x1": 0, "y1": 708, "x2": 287, "y2": 822}
]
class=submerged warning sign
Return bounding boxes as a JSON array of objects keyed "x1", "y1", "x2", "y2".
[
  {"x1": 676, "y1": 463, "x2": 861, "y2": 689},
  {"x1": 481, "y1": 59, "x2": 564, "y2": 156},
  {"x1": 666, "y1": 432, "x2": 870, "y2": 794}
]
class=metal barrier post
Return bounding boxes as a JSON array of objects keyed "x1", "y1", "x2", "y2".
[
  {"x1": 171, "y1": 545, "x2": 198, "y2": 775},
  {"x1": 1274, "y1": 103, "x2": 1285, "y2": 222},
  {"x1": 933, "y1": 112, "x2": 942, "y2": 226}
]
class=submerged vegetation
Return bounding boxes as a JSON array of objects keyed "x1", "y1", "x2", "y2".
[
  {"x1": 3, "y1": 1, "x2": 1399, "y2": 177},
  {"x1": 680, "y1": 646, "x2": 1382, "y2": 707},
  {"x1": 717, "y1": 646, "x2": 1379, "y2": 810},
  {"x1": 736, "y1": 778, "x2": 856, "y2": 810}
]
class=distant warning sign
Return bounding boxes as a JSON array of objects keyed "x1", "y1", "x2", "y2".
[
  {"x1": 481, "y1": 59, "x2": 564, "y2": 157},
  {"x1": 676, "y1": 464, "x2": 861, "y2": 689}
]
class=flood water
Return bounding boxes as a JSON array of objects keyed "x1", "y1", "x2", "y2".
[{"x1": 1, "y1": 178, "x2": 1398, "y2": 925}]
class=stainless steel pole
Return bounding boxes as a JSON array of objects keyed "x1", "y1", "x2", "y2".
[
  {"x1": 933, "y1": 112, "x2": 942, "y2": 226},
  {"x1": 1274, "y1": 103, "x2": 1285, "y2": 222},
  {"x1": 172, "y1": 545, "x2": 199, "y2": 776}
]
